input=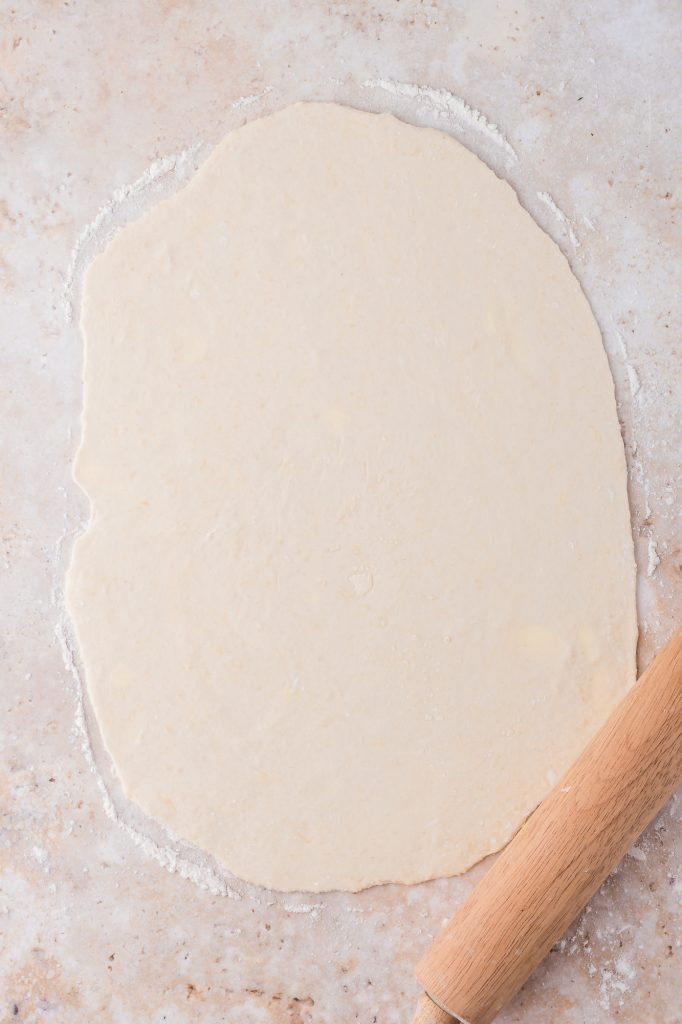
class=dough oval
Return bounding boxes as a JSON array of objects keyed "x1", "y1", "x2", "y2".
[{"x1": 67, "y1": 103, "x2": 636, "y2": 892}]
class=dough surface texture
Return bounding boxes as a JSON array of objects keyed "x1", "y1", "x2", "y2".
[{"x1": 67, "y1": 103, "x2": 636, "y2": 892}]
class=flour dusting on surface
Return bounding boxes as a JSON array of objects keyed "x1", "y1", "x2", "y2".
[
  {"x1": 627, "y1": 843, "x2": 647, "y2": 862},
  {"x1": 56, "y1": 506, "x2": 323, "y2": 908},
  {"x1": 647, "y1": 536, "x2": 660, "y2": 577},
  {"x1": 614, "y1": 329, "x2": 642, "y2": 401},
  {"x1": 62, "y1": 143, "x2": 204, "y2": 323},
  {"x1": 537, "y1": 191, "x2": 580, "y2": 249},
  {"x1": 362, "y1": 78, "x2": 518, "y2": 161},
  {"x1": 56, "y1": 614, "x2": 241, "y2": 899},
  {"x1": 283, "y1": 902, "x2": 323, "y2": 918},
  {"x1": 232, "y1": 85, "x2": 273, "y2": 108}
]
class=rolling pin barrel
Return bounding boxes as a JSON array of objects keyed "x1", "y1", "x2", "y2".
[{"x1": 416, "y1": 630, "x2": 682, "y2": 1024}]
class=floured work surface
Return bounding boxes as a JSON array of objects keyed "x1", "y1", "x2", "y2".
[{"x1": 67, "y1": 103, "x2": 636, "y2": 893}]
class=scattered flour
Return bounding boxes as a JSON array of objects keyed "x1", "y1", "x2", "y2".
[
  {"x1": 599, "y1": 968, "x2": 630, "y2": 1008},
  {"x1": 32, "y1": 845, "x2": 50, "y2": 871},
  {"x1": 647, "y1": 536, "x2": 661, "y2": 577},
  {"x1": 232, "y1": 86, "x2": 273, "y2": 109},
  {"x1": 608, "y1": 327, "x2": 663, "y2": 589},
  {"x1": 536, "y1": 190, "x2": 580, "y2": 249},
  {"x1": 362, "y1": 78, "x2": 518, "y2": 161},
  {"x1": 615, "y1": 956, "x2": 636, "y2": 980},
  {"x1": 63, "y1": 143, "x2": 204, "y2": 323},
  {"x1": 56, "y1": 615, "x2": 242, "y2": 899},
  {"x1": 627, "y1": 843, "x2": 647, "y2": 863},
  {"x1": 614, "y1": 329, "x2": 642, "y2": 400},
  {"x1": 282, "y1": 902, "x2": 323, "y2": 918}
]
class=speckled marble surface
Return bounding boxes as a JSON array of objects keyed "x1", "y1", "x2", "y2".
[{"x1": 2, "y1": 2, "x2": 681, "y2": 1022}]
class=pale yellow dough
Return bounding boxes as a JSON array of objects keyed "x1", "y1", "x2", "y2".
[{"x1": 67, "y1": 103, "x2": 636, "y2": 893}]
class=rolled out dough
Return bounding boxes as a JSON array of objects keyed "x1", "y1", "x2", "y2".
[{"x1": 67, "y1": 103, "x2": 636, "y2": 892}]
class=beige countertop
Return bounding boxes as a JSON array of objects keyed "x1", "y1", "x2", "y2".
[{"x1": 2, "y1": 2, "x2": 681, "y2": 1022}]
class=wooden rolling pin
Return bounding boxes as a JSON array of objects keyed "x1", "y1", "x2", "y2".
[{"x1": 413, "y1": 628, "x2": 682, "y2": 1024}]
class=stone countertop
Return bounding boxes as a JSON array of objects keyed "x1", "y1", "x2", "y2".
[{"x1": 2, "y1": 2, "x2": 681, "y2": 1022}]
